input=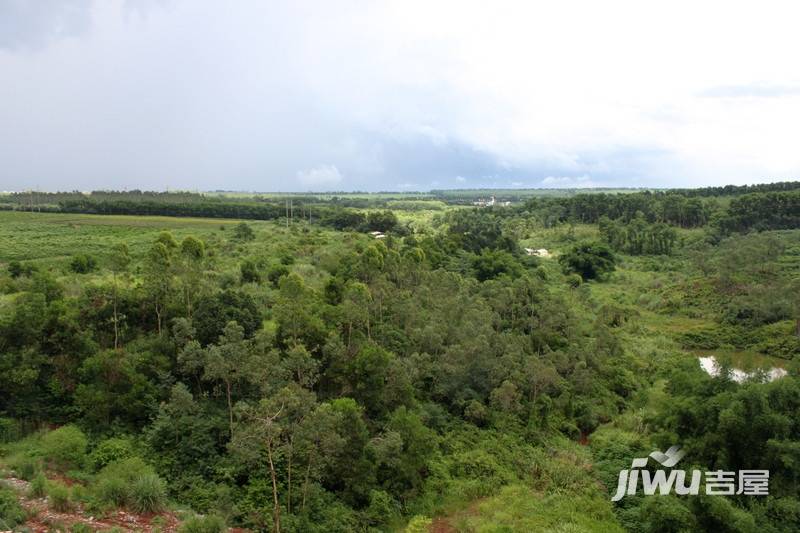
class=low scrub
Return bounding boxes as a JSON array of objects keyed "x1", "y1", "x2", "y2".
[
  {"x1": 0, "y1": 486, "x2": 27, "y2": 530},
  {"x1": 93, "y1": 457, "x2": 167, "y2": 513},
  {"x1": 178, "y1": 514, "x2": 227, "y2": 533},
  {"x1": 48, "y1": 481, "x2": 73, "y2": 512},
  {"x1": 40, "y1": 425, "x2": 88, "y2": 472}
]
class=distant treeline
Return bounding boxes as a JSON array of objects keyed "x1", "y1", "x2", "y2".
[
  {"x1": 59, "y1": 199, "x2": 287, "y2": 219},
  {"x1": 3, "y1": 182, "x2": 799, "y2": 234},
  {"x1": 518, "y1": 188, "x2": 800, "y2": 232},
  {"x1": 716, "y1": 191, "x2": 800, "y2": 233},
  {"x1": 668, "y1": 180, "x2": 800, "y2": 197},
  {"x1": 3, "y1": 181, "x2": 797, "y2": 207},
  {"x1": 52, "y1": 198, "x2": 402, "y2": 233},
  {"x1": 520, "y1": 192, "x2": 713, "y2": 227},
  {"x1": 0, "y1": 190, "x2": 436, "y2": 210}
]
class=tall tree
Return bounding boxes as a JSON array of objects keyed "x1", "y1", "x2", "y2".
[
  {"x1": 109, "y1": 242, "x2": 130, "y2": 349},
  {"x1": 143, "y1": 242, "x2": 173, "y2": 335}
]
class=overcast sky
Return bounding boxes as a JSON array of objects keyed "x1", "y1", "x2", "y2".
[{"x1": 1, "y1": 0, "x2": 800, "y2": 192}]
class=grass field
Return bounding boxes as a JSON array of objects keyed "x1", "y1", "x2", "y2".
[
  {"x1": 0, "y1": 212, "x2": 246, "y2": 264},
  {"x1": 0, "y1": 211, "x2": 359, "y2": 295}
]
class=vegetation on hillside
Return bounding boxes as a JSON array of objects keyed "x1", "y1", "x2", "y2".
[{"x1": 0, "y1": 183, "x2": 799, "y2": 532}]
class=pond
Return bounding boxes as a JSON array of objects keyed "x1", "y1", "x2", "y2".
[{"x1": 698, "y1": 355, "x2": 787, "y2": 383}]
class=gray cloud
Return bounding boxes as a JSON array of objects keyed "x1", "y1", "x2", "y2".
[
  {"x1": 0, "y1": 1, "x2": 797, "y2": 192},
  {"x1": 0, "y1": 0, "x2": 92, "y2": 51}
]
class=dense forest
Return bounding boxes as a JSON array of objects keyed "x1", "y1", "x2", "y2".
[{"x1": 1, "y1": 183, "x2": 799, "y2": 532}]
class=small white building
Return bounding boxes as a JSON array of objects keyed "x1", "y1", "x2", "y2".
[{"x1": 525, "y1": 248, "x2": 550, "y2": 257}]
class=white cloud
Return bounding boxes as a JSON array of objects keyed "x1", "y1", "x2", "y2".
[
  {"x1": 541, "y1": 175, "x2": 595, "y2": 188},
  {"x1": 455, "y1": 176, "x2": 466, "y2": 183},
  {"x1": 296, "y1": 164, "x2": 342, "y2": 188}
]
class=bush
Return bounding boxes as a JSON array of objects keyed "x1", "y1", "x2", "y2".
[
  {"x1": 267, "y1": 264, "x2": 290, "y2": 288},
  {"x1": 365, "y1": 489, "x2": 399, "y2": 526},
  {"x1": 0, "y1": 418, "x2": 21, "y2": 443},
  {"x1": 566, "y1": 273, "x2": 583, "y2": 288},
  {"x1": 405, "y1": 515, "x2": 433, "y2": 533},
  {"x1": 0, "y1": 487, "x2": 26, "y2": 530},
  {"x1": 29, "y1": 472, "x2": 47, "y2": 498},
  {"x1": 11, "y1": 455, "x2": 40, "y2": 481},
  {"x1": 94, "y1": 457, "x2": 167, "y2": 513},
  {"x1": 559, "y1": 242, "x2": 617, "y2": 280},
  {"x1": 70, "y1": 254, "x2": 97, "y2": 274},
  {"x1": 89, "y1": 437, "x2": 136, "y2": 472},
  {"x1": 240, "y1": 260, "x2": 261, "y2": 284},
  {"x1": 129, "y1": 472, "x2": 167, "y2": 514},
  {"x1": 48, "y1": 482, "x2": 72, "y2": 512},
  {"x1": 96, "y1": 473, "x2": 129, "y2": 508},
  {"x1": 178, "y1": 514, "x2": 227, "y2": 533},
  {"x1": 7, "y1": 261, "x2": 36, "y2": 278},
  {"x1": 233, "y1": 222, "x2": 255, "y2": 241},
  {"x1": 40, "y1": 425, "x2": 88, "y2": 472}
]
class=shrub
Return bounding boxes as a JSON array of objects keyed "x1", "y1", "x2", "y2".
[
  {"x1": 69, "y1": 254, "x2": 97, "y2": 274},
  {"x1": 178, "y1": 514, "x2": 227, "y2": 533},
  {"x1": 48, "y1": 482, "x2": 72, "y2": 512},
  {"x1": 559, "y1": 242, "x2": 617, "y2": 280},
  {"x1": 0, "y1": 487, "x2": 26, "y2": 530},
  {"x1": 12, "y1": 455, "x2": 41, "y2": 481},
  {"x1": 405, "y1": 515, "x2": 432, "y2": 533},
  {"x1": 40, "y1": 425, "x2": 88, "y2": 472},
  {"x1": 233, "y1": 222, "x2": 255, "y2": 241},
  {"x1": 7, "y1": 260, "x2": 23, "y2": 278},
  {"x1": 240, "y1": 260, "x2": 261, "y2": 284},
  {"x1": 89, "y1": 437, "x2": 135, "y2": 472},
  {"x1": 94, "y1": 457, "x2": 167, "y2": 513},
  {"x1": 7, "y1": 261, "x2": 36, "y2": 278},
  {"x1": 129, "y1": 472, "x2": 167, "y2": 514},
  {"x1": 267, "y1": 264, "x2": 290, "y2": 288},
  {"x1": 96, "y1": 473, "x2": 129, "y2": 508},
  {"x1": 71, "y1": 523, "x2": 93, "y2": 533},
  {"x1": 566, "y1": 273, "x2": 583, "y2": 288},
  {"x1": 0, "y1": 418, "x2": 21, "y2": 443},
  {"x1": 365, "y1": 490, "x2": 399, "y2": 526},
  {"x1": 29, "y1": 472, "x2": 47, "y2": 498}
]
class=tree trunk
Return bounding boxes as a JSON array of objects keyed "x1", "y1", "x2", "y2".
[
  {"x1": 226, "y1": 380, "x2": 234, "y2": 435},
  {"x1": 301, "y1": 457, "x2": 313, "y2": 512},
  {"x1": 287, "y1": 438, "x2": 293, "y2": 514},
  {"x1": 267, "y1": 439, "x2": 281, "y2": 533},
  {"x1": 113, "y1": 273, "x2": 120, "y2": 350},
  {"x1": 155, "y1": 304, "x2": 162, "y2": 336}
]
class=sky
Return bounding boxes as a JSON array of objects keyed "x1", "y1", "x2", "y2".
[{"x1": 1, "y1": 0, "x2": 800, "y2": 192}]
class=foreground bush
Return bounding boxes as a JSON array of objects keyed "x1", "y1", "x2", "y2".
[
  {"x1": 130, "y1": 472, "x2": 167, "y2": 514},
  {"x1": 0, "y1": 486, "x2": 26, "y2": 530},
  {"x1": 70, "y1": 254, "x2": 97, "y2": 274},
  {"x1": 40, "y1": 425, "x2": 88, "y2": 472},
  {"x1": 29, "y1": 472, "x2": 47, "y2": 498},
  {"x1": 48, "y1": 481, "x2": 72, "y2": 512},
  {"x1": 88, "y1": 437, "x2": 136, "y2": 472},
  {"x1": 0, "y1": 418, "x2": 21, "y2": 443},
  {"x1": 178, "y1": 514, "x2": 227, "y2": 533},
  {"x1": 94, "y1": 457, "x2": 167, "y2": 513}
]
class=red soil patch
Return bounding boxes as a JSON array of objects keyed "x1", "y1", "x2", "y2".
[{"x1": 2, "y1": 475, "x2": 182, "y2": 532}]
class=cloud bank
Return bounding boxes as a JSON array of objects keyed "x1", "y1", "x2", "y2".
[{"x1": 1, "y1": 0, "x2": 799, "y2": 191}]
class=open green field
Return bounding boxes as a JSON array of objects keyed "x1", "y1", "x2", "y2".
[{"x1": 0, "y1": 212, "x2": 243, "y2": 264}]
